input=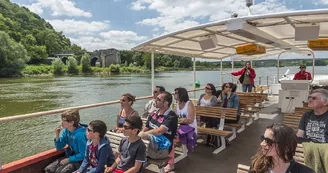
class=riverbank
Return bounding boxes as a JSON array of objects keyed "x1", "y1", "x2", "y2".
[{"x1": 21, "y1": 65, "x2": 236, "y2": 77}]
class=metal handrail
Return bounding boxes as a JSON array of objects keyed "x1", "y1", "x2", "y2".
[{"x1": 0, "y1": 87, "x2": 214, "y2": 123}]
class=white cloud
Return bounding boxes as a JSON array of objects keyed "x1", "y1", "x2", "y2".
[
  {"x1": 69, "y1": 31, "x2": 148, "y2": 51},
  {"x1": 22, "y1": 3, "x2": 44, "y2": 15},
  {"x1": 21, "y1": 0, "x2": 92, "y2": 17},
  {"x1": 100, "y1": 30, "x2": 148, "y2": 41},
  {"x1": 135, "y1": 0, "x2": 293, "y2": 33},
  {"x1": 318, "y1": 0, "x2": 328, "y2": 4},
  {"x1": 47, "y1": 19, "x2": 109, "y2": 35}
]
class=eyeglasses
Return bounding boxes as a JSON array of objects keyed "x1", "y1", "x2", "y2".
[
  {"x1": 87, "y1": 128, "x2": 94, "y2": 132},
  {"x1": 205, "y1": 87, "x2": 211, "y2": 90},
  {"x1": 123, "y1": 125, "x2": 133, "y2": 130},
  {"x1": 62, "y1": 119, "x2": 69, "y2": 122},
  {"x1": 260, "y1": 135, "x2": 276, "y2": 145},
  {"x1": 308, "y1": 96, "x2": 319, "y2": 101}
]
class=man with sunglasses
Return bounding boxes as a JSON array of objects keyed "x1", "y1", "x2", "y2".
[
  {"x1": 139, "y1": 91, "x2": 178, "y2": 154},
  {"x1": 142, "y1": 86, "x2": 166, "y2": 118},
  {"x1": 297, "y1": 89, "x2": 328, "y2": 143},
  {"x1": 293, "y1": 65, "x2": 312, "y2": 80}
]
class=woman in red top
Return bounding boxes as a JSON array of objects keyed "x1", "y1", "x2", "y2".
[
  {"x1": 293, "y1": 65, "x2": 312, "y2": 80},
  {"x1": 231, "y1": 61, "x2": 256, "y2": 92}
]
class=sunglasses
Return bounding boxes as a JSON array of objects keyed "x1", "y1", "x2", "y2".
[
  {"x1": 153, "y1": 90, "x2": 159, "y2": 93},
  {"x1": 260, "y1": 135, "x2": 276, "y2": 145},
  {"x1": 205, "y1": 87, "x2": 212, "y2": 90},
  {"x1": 225, "y1": 86, "x2": 231, "y2": 88},
  {"x1": 308, "y1": 96, "x2": 318, "y2": 101},
  {"x1": 300, "y1": 67, "x2": 305, "y2": 69},
  {"x1": 123, "y1": 125, "x2": 133, "y2": 130},
  {"x1": 87, "y1": 128, "x2": 94, "y2": 132},
  {"x1": 120, "y1": 99, "x2": 126, "y2": 102}
]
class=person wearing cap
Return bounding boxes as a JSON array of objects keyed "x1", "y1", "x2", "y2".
[{"x1": 293, "y1": 65, "x2": 312, "y2": 80}]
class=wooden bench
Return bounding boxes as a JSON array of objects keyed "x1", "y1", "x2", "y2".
[
  {"x1": 196, "y1": 106, "x2": 239, "y2": 154},
  {"x1": 237, "y1": 164, "x2": 250, "y2": 173},
  {"x1": 239, "y1": 95, "x2": 263, "y2": 126},
  {"x1": 294, "y1": 143, "x2": 305, "y2": 164},
  {"x1": 283, "y1": 113, "x2": 303, "y2": 131},
  {"x1": 295, "y1": 107, "x2": 312, "y2": 115}
]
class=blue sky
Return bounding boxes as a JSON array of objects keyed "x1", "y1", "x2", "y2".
[{"x1": 11, "y1": 0, "x2": 328, "y2": 54}]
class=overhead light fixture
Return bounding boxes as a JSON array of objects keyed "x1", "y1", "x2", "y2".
[{"x1": 199, "y1": 35, "x2": 217, "y2": 50}]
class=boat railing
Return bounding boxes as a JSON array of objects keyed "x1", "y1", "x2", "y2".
[{"x1": 0, "y1": 87, "x2": 215, "y2": 123}]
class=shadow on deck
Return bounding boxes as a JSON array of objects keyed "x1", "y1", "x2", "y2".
[{"x1": 145, "y1": 103, "x2": 282, "y2": 173}]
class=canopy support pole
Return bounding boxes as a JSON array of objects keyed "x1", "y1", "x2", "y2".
[
  {"x1": 231, "y1": 58, "x2": 234, "y2": 83},
  {"x1": 193, "y1": 57, "x2": 196, "y2": 99},
  {"x1": 220, "y1": 59, "x2": 223, "y2": 86},
  {"x1": 151, "y1": 51, "x2": 155, "y2": 95}
]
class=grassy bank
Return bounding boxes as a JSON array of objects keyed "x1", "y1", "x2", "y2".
[{"x1": 22, "y1": 65, "x2": 236, "y2": 76}]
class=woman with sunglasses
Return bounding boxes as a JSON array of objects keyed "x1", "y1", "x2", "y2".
[
  {"x1": 218, "y1": 82, "x2": 240, "y2": 123},
  {"x1": 197, "y1": 83, "x2": 217, "y2": 125},
  {"x1": 250, "y1": 124, "x2": 314, "y2": 173},
  {"x1": 164, "y1": 87, "x2": 197, "y2": 173},
  {"x1": 114, "y1": 93, "x2": 139, "y2": 133}
]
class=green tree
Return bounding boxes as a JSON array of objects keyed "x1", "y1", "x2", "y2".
[
  {"x1": 0, "y1": 31, "x2": 29, "y2": 77},
  {"x1": 67, "y1": 56, "x2": 79, "y2": 74},
  {"x1": 173, "y1": 60, "x2": 180, "y2": 68},
  {"x1": 81, "y1": 53, "x2": 91, "y2": 73},
  {"x1": 52, "y1": 58, "x2": 65, "y2": 75},
  {"x1": 109, "y1": 64, "x2": 120, "y2": 73}
]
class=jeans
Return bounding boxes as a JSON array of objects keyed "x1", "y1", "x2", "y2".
[{"x1": 242, "y1": 84, "x2": 253, "y2": 92}]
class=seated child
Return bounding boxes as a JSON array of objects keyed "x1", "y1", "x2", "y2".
[
  {"x1": 105, "y1": 116, "x2": 146, "y2": 173},
  {"x1": 45, "y1": 109, "x2": 87, "y2": 173},
  {"x1": 75, "y1": 120, "x2": 115, "y2": 173}
]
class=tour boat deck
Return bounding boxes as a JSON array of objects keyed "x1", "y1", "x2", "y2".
[{"x1": 145, "y1": 96, "x2": 281, "y2": 173}]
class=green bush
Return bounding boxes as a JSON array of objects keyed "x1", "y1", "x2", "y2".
[
  {"x1": 52, "y1": 58, "x2": 65, "y2": 75},
  {"x1": 109, "y1": 64, "x2": 120, "y2": 73},
  {"x1": 67, "y1": 56, "x2": 79, "y2": 74},
  {"x1": 23, "y1": 65, "x2": 52, "y2": 75},
  {"x1": 81, "y1": 53, "x2": 91, "y2": 73},
  {"x1": 0, "y1": 31, "x2": 29, "y2": 77}
]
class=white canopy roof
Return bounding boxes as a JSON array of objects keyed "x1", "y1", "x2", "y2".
[{"x1": 132, "y1": 9, "x2": 328, "y2": 60}]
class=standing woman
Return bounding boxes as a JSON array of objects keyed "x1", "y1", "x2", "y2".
[
  {"x1": 250, "y1": 124, "x2": 314, "y2": 173},
  {"x1": 164, "y1": 87, "x2": 197, "y2": 173},
  {"x1": 114, "y1": 93, "x2": 139, "y2": 133},
  {"x1": 231, "y1": 61, "x2": 256, "y2": 92},
  {"x1": 219, "y1": 83, "x2": 240, "y2": 123}
]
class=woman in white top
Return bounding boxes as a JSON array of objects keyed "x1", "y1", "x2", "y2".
[{"x1": 164, "y1": 87, "x2": 196, "y2": 173}]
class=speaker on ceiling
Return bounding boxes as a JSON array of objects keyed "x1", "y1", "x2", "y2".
[{"x1": 199, "y1": 35, "x2": 218, "y2": 50}]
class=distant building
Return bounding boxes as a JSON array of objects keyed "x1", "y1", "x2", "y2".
[{"x1": 90, "y1": 48, "x2": 121, "y2": 67}]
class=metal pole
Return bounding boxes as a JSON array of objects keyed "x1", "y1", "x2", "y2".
[
  {"x1": 220, "y1": 59, "x2": 223, "y2": 86},
  {"x1": 310, "y1": 50, "x2": 315, "y2": 83},
  {"x1": 231, "y1": 58, "x2": 234, "y2": 83},
  {"x1": 193, "y1": 57, "x2": 196, "y2": 99},
  {"x1": 277, "y1": 51, "x2": 286, "y2": 82},
  {"x1": 151, "y1": 51, "x2": 155, "y2": 95}
]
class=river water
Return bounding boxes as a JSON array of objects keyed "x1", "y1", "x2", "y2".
[{"x1": 0, "y1": 66, "x2": 327, "y2": 164}]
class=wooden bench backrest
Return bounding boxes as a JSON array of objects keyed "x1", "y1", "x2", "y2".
[
  {"x1": 283, "y1": 113, "x2": 303, "y2": 130},
  {"x1": 195, "y1": 106, "x2": 238, "y2": 120},
  {"x1": 294, "y1": 144, "x2": 305, "y2": 164},
  {"x1": 237, "y1": 164, "x2": 250, "y2": 173},
  {"x1": 295, "y1": 107, "x2": 312, "y2": 115},
  {"x1": 237, "y1": 92, "x2": 268, "y2": 101},
  {"x1": 106, "y1": 131, "x2": 149, "y2": 152},
  {"x1": 239, "y1": 95, "x2": 262, "y2": 104}
]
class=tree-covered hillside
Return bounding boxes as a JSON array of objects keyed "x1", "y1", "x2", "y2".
[{"x1": 0, "y1": 0, "x2": 84, "y2": 64}]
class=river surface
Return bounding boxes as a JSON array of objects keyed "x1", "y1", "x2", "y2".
[{"x1": 0, "y1": 66, "x2": 327, "y2": 164}]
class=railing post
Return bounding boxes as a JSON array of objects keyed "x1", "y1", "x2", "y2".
[
  {"x1": 266, "y1": 76, "x2": 269, "y2": 87},
  {"x1": 259, "y1": 76, "x2": 262, "y2": 85}
]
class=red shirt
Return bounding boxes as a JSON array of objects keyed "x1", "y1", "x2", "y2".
[{"x1": 293, "y1": 71, "x2": 312, "y2": 80}]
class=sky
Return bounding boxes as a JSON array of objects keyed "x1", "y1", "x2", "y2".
[{"x1": 10, "y1": 0, "x2": 328, "y2": 56}]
